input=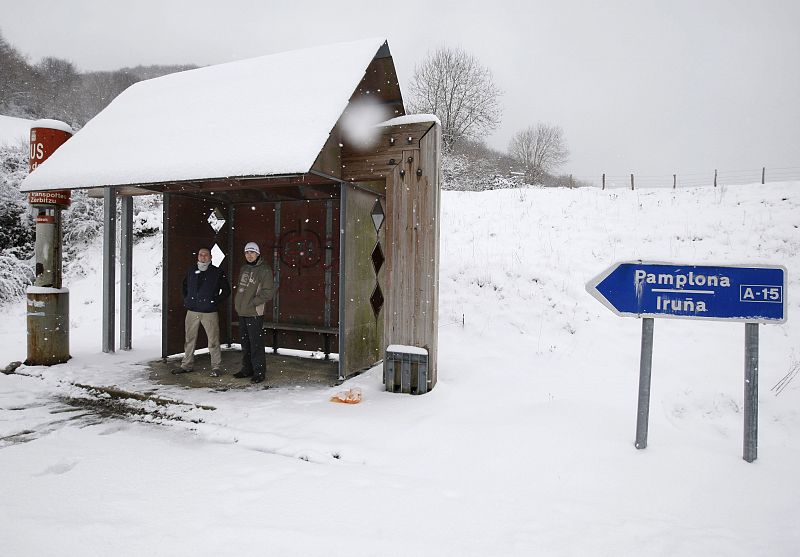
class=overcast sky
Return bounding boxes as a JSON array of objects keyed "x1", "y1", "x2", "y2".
[{"x1": 2, "y1": 0, "x2": 798, "y2": 185}]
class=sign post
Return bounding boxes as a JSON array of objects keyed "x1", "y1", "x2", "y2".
[
  {"x1": 587, "y1": 261, "x2": 787, "y2": 461},
  {"x1": 26, "y1": 120, "x2": 74, "y2": 366},
  {"x1": 635, "y1": 317, "x2": 654, "y2": 449},
  {"x1": 743, "y1": 323, "x2": 759, "y2": 462}
]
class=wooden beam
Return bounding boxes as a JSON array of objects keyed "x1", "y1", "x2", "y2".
[{"x1": 341, "y1": 121, "x2": 436, "y2": 182}]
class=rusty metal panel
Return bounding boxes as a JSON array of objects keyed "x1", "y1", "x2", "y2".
[
  {"x1": 278, "y1": 200, "x2": 332, "y2": 325},
  {"x1": 26, "y1": 290, "x2": 69, "y2": 365},
  {"x1": 232, "y1": 199, "x2": 340, "y2": 352},
  {"x1": 164, "y1": 195, "x2": 231, "y2": 357}
]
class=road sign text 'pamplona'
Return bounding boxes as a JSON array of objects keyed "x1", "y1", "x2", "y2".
[{"x1": 634, "y1": 269, "x2": 731, "y2": 289}]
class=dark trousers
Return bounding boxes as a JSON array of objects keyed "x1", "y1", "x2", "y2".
[{"x1": 239, "y1": 315, "x2": 266, "y2": 377}]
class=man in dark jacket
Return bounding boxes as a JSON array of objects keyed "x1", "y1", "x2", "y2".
[
  {"x1": 174, "y1": 247, "x2": 231, "y2": 376},
  {"x1": 233, "y1": 241, "x2": 274, "y2": 383}
]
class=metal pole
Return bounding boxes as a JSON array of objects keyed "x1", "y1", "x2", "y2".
[
  {"x1": 338, "y1": 184, "x2": 348, "y2": 380},
  {"x1": 743, "y1": 322, "x2": 759, "y2": 462},
  {"x1": 673, "y1": 174, "x2": 676, "y2": 189},
  {"x1": 119, "y1": 195, "x2": 133, "y2": 350},
  {"x1": 761, "y1": 167, "x2": 765, "y2": 185},
  {"x1": 161, "y1": 193, "x2": 170, "y2": 359},
  {"x1": 602, "y1": 173, "x2": 605, "y2": 190},
  {"x1": 635, "y1": 317, "x2": 654, "y2": 449},
  {"x1": 630, "y1": 173, "x2": 634, "y2": 191},
  {"x1": 102, "y1": 187, "x2": 116, "y2": 353},
  {"x1": 226, "y1": 202, "x2": 234, "y2": 348}
]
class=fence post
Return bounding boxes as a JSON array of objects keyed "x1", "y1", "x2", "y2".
[
  {"x1": 673, "y1": 174, "x2": 676, "y2": 189},
  {"x1": 602, "y1": 173, "x2": 605, "y2": 190},
  {"x1": 630, "y1": 173, "x2": 634, "y2": 191},
  {"x1": 714, "y1": 169, "x2": 717, "y2": 187},
  {"x1": 761, "y1": 167, "x2": 765, "y2": 184}
]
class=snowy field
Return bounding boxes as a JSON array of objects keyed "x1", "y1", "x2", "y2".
[{"x1": 1, "y1": 182, "x2": 799, "y2": 556}]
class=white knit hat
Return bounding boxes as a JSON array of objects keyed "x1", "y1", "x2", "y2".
[{"x1": 244, "y1": 242, "x2": 260, "y2": 254}]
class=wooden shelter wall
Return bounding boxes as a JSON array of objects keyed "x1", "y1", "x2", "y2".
[
  {"x1": 163, "y1": 194, "x2": 232, "y2": 358},
  {"x1": 340, "y1": 184, "x2": 385, "y2": 378},
  {"x1": 311, "y1": 130, "x2": 343, "y2": 180},
  {"x1": 420, "y1": 126, "x2": 441, "y2": 383},
  {"x1": 354, "y1": 55, "x2": 404, "y2": 118},
  {"x1": 341, "y1": 122, "x2": 434, "y2": 182},
  {"x1": 383, "y1": 124, "x2": 441, "y2": 387}
]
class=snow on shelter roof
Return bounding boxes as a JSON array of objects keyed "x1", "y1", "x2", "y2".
[{"x1": 22, "y1": 38, "x2": 390, "y2": 192}]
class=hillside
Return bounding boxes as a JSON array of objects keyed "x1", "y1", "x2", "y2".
[
  {"x1": 0, "y1": 182, "x2": 798, "y2": 555},
  {"x1": 0, "y1": 114, "x2": 31, "y2": 146}
]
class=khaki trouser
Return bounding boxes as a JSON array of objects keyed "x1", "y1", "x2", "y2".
[{"x1": 181, "y1": 310, "x2": 222, "y2": 370}]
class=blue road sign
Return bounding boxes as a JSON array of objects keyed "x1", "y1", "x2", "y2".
[{"x1": 586, "y1": 262, "x2": 787, "y2": 323}]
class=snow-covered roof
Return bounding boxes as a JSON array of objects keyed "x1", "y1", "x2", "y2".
[
  {"x1": 22, "y1": 38, "x2": 390, "y2": 192},
  {"x1": 0, "y1": 115, "x2": 33, "y2": 146},
  {"x1": 377, "y1": 114, "x2": 441, "y2": 128}
]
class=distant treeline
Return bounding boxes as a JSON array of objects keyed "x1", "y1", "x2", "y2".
[
  {"x1": 1, "y1": 30, "x2": 589, "y2": 191},
  {"x1": 0, "y1": 30, "x2": 197, "y2": 128},
  {"x1": 443, "y1": 139, "x2": 592, "y2": 191}
]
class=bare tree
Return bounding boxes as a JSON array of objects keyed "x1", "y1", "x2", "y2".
[
  {"x1": 0, "y1": 31, "x2": 38, "y2": 117},
  {"x1": 34, "y1": 56, "x2": 81, "y2": 123},
  {"x1": 75, "y1": 70, "x2": 138, "y2": 123},
  {"x1": 407, "y1": 46, "x2": 502, "y2": 150},
  {"x1": 508, "y1": 123, "x2": 569, "y2": 184}
]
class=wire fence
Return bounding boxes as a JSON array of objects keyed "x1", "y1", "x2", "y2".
[{"x1": 571, "y1": 166, "x2": 800, "y2": 190}]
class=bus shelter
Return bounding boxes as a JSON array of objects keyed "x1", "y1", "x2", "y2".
[{"x1": 21, "y1": 38, "x2": 441, "y2": 388}]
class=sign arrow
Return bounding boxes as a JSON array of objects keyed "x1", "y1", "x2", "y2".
[{"x1": 586, "y1": 261, "x2": 787, "y2": 323}]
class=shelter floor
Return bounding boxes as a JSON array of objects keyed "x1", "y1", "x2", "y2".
[{"x1": 148, "y1": 348, "x2": 340, "y2": 390}]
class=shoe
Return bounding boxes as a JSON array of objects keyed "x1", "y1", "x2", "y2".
[
  {"x1": 251, "y1": 375, "x2": 265, "y2": 384},
  {"x1": 171, "y1": 367, "x2": 193, "y2": 375},
  {"x1": 209, "y1": 368, "x2": 223, "y2": 377},
  {"x1": 233, "y1": 370, "x2": 252, "y2": 379}
]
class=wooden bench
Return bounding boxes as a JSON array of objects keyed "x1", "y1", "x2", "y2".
[{"x1": 262, "y1": 322, "x2": 338, "y2": 358}]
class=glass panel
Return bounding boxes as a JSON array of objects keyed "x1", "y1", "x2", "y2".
[
  {"x1": 370, "y1": 284, "x2": 384, "y2": 317},
  {"x1": 371, "y1": 199, "x2": 384, "y2": 232},
  {"x1": 211, "y1": 243, "x2": 225, "y2": 267},
  {"x1": 371, "y1": 242, "x2": 384, "y2": 274},
  {"x1": 207, "y1": 207, "x2": 226, "y2": 233}
]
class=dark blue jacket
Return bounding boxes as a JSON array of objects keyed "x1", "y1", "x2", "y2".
[{"x1": 182, "y1": 264, "x2": 231, "y2": 313}]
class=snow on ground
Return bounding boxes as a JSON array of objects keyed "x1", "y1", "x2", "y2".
[
  {"x1": 1, "y1": 183, "x2": 799, "y2": 556},
  {"x1": 0, "y1": 114, "x2": 32, "y2": 146}
]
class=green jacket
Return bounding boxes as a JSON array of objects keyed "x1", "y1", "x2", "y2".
[{"x1": 234, "y1": 258, "x2": 274, "y2": 317}]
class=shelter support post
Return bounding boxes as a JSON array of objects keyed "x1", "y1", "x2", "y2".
[
  {"x1": 743, "y1": 323, "x2": 759, "y2": 463},
  {"x1": 161, "y1": 193, "x2": 169, "y2": 358},
  {"x1": 337, "y1": 184, "x2": 347, "y2": 380},
  {"x1": 226, "y1": 203, "x2": 234, "y2": 348},
  {"x1": 102, "y1": 187, "x2": 116, "y2": 353},
  {"x1": 635, "y1": 317, "x2": 654, "y2": 449},
  {"x1": 120, "y1": 195, "x2": 133, "y2": 350}
]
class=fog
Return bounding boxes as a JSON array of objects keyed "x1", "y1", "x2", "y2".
[{"x1": 3, "y1": 0, "x2": 798, "y2": 183}]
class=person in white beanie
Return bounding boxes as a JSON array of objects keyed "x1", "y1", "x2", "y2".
[{"x1": 233, "y1": 241, "x2": 274, "y2": 383}]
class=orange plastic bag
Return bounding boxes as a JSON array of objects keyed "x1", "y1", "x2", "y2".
[{"x1": 330, "y1": 387, "x2": 362, "y2": 404}]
